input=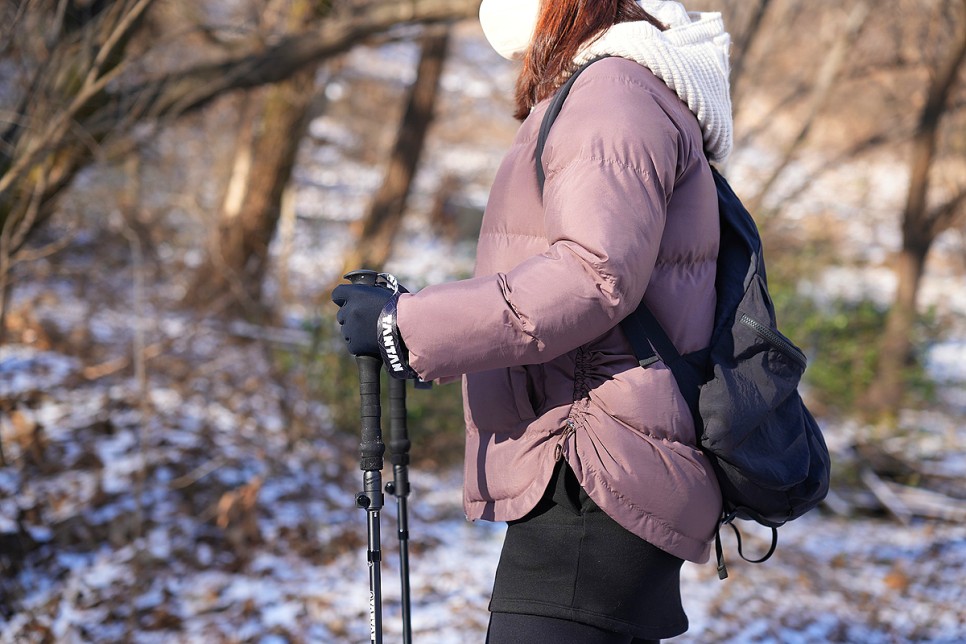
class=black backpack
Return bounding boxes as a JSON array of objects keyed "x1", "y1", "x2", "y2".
[{"x1": 536, "y1": 57, "x2": 831, "y2": 579}]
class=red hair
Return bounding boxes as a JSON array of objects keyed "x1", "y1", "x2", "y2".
[{"x1": 513, "y1": 0, "x2": 665, "y2": 120}]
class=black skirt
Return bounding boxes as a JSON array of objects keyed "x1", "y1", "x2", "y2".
[{"x1": 489, "y1": 461, "x2": 688, "y2": 640}]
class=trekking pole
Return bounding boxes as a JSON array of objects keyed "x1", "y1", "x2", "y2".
[
  {"x1": 344, "y1": 269, "x2": 385, "y2": 644},
  {"x1": 385, "y1": 377, "x2": 412, "y2": 644}
]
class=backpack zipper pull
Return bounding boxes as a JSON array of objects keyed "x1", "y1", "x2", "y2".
[{"x1": 715, "y1": 527, "x2": 729, "y2": 580}]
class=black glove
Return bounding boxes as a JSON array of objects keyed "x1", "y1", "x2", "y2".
[
  {"x1": 331, "y1": 282, "x2": 393, "y2": 357},
  {"x1": 331, "y1": 272, "x2": 419, "y2": 379}
]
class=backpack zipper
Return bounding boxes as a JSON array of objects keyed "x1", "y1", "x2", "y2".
[{"x1": 739, "y1": 314, "x2": 807, "y2": 369}]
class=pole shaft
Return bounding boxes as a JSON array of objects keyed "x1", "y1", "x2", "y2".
[
  {"x1": 367, "y1": 509, "x2": 382, "y2": 644},
  {"x1": 396, "y1": 488, "x2": 412, "y2": 644}
]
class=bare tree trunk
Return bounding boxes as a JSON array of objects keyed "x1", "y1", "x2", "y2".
[
  {"x1": 184, "y1": 0, "x2": 332, "y2": 313},
  {"x1": 867, "y1": 240, "x2": 930, "y2": 420},
  {"x1": 276, "y1": 184, "x2": 298, "y2": 304},
  {"x1": 864, "y1": 0, "x2": 966, "y2": 419},
  {"x1": 188, "y1": 67, "x2": 316, "y2": 314},
  {"x1": 341, "y1": 27, "x2": 451, "y2": 275}
]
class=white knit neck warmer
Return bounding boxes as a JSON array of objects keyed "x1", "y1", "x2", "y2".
[{"x1": 575, "y1": 0, "x2": 734, "y2": 163}]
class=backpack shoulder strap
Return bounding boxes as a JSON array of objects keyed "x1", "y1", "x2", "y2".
[
  {"x1": 620, "y1": 304, "x2": 704, "y2": 420},
  {"x1": 535, "y1": 56, "x2": 611, "y2": 194},
  {"x1": 620, "y1": 304, "x2": 678, "y2": 368}
]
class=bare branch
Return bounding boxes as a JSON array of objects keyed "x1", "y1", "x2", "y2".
[
  {"x1": 927, "y1": 187, "x2": 966, "y2": 238},
  {"x1": 901, "y1": 0, "x2": 966, "y2": 247},
  {"x1": 0, "y1": 0, "x2": 479, "y2": 258},
  {"x1": 0, "y1": 1, "x2": 31, "y2": 56},
  {"x1": 89, "y1": 0, "x2": 155, "y2": 81},
  {"x1": 748, "y1": 2, "x2": 871, "y2": 214},
  {"x1": 0, "y1": 0, "x2": 157, "y2": 196},
  {"x1": 730, "y1": 0, "x2": 772, "y2": 114},
  {"x1": 107, "y1": 0, "x2": 479, "y2": 122}
]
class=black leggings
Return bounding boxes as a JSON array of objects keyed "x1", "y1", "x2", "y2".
[{"x1": 486, "y1": 612, "x2": 660, "y2": 644}]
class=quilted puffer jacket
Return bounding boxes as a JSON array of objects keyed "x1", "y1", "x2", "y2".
[{"x1": 397, "y1": 57, "x2": 722, "y2": 562}]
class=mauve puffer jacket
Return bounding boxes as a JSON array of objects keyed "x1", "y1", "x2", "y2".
[{"x1": 397, "y1": 57, "x2": 722, "y2": 563}]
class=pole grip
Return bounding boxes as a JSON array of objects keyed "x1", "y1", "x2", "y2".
[
  {"x1": 357, "y1": 355, "x2": 385, "y2": 473},
  {"x1": 344, "y1": 269, "x2": 385, "y2": 474}
]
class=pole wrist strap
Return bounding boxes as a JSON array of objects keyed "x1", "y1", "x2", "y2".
[{"x1": 377, "y1": 287, "x2": 418, "y2": 380}]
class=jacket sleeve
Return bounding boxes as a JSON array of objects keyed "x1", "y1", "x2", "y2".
[{"x1": 397, "y1": 81, "x2": 682, "y2": 381}]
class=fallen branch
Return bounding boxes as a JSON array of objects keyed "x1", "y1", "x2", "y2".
[
  {"x1": 861, "y1": 467, "x2": 913, "y2": 524},
  {"x1": 82, "y1": 342, "x2": 164, "y2": 380},
  {"x1": 879, "y1": 479, "x2": 966, "y2": 523},
  {"x1": 861, "y1": 467, "x2": 966, "y2": 524},
  {"x1": 168, "y1": 457, "x2": 227, "y2": 490}
]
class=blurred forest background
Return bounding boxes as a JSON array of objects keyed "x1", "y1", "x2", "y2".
[{"x1": 1, "y1": 0, "x2": 965, "y2": 641}]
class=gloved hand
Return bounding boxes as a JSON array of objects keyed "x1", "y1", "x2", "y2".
[
  {"x1": 331, "y1": 282, "x2": 394, "y2": 357},
  {"x1": 331, "y1": 272, "x2": 419, "y2": 379}
]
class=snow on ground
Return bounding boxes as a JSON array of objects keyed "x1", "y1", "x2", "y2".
[{"x1": 3, "y1": 324, "x2": 966, "y2": 642}]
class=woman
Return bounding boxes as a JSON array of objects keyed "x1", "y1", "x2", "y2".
[{"x1": 332, "y1": 1, "x2": 733, "y2": 641}]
